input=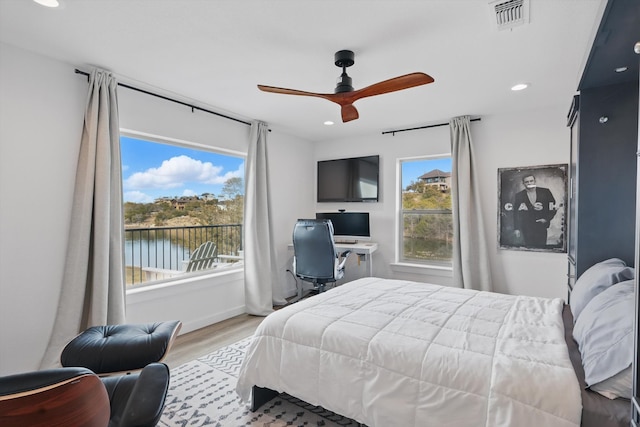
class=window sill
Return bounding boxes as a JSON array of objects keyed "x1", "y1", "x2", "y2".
[
  {"x1": 126, "y1": 267, "x2": 243, "y2": 298},
  {"x1": 390, "y1": 262, "x2": 453, "y2": 277}
]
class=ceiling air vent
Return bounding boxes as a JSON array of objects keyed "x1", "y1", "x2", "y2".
[{"x1": 489, "y1": 0, "x2": 529, "y2": 30}]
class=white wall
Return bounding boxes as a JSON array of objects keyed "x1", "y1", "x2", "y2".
[
  {"x1": 0, "y1": 43, "x2": 314, "y2": 375},
  {"x1": 0, "y1": 43, "x2": 86, "y2": 375},
  {"x1": 265, "y1": 130, "x2": 316, "y2": 297},
  {"x1": 0, "y1": 41, "x2": 570, "y2": 375},
  {"x1": 312, "y1": 125, "x2": 454, "y2": 286},
  {"x1": 474, "y1": 111, "x2": 570, "y2": 299},
  {"x1": 314, "y1": 108, "x2": 570, "y2": 299}
]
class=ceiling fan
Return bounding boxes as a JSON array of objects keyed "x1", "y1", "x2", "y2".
[{"x1": 257, "y1": 50, "x2": 435, "y2": 123}]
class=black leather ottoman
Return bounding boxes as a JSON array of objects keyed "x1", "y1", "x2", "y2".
[{"x1": 60, "y1": 320, "x2": 182, "y2": 374}]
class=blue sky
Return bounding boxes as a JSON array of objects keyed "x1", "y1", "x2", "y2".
[
  {"x1": 401, "y1": 157, "x2": 451, "y2": 189},
  {"x1": 121, "y1": 136, "x2": 449, "y2": 202},
  {"x1": 121, "y1": 136, "x2": 244, "y2": 203}
]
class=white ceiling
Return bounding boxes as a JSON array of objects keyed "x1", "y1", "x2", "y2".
[{"x1": 0, "y1": 0, "x2": 605, "y2": 142}]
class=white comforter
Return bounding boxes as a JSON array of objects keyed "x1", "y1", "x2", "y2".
[{"x1": 236, "y1": 277, "x2": 582, "y2": 427}]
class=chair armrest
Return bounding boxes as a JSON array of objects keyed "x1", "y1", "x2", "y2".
[
  {"x1": 0, "y1": 367, "x2": 94, "y2": 396},
  {"x1": 337, "y1": 250, "x2": 352, "y2": 270},
  {"x1": 339, "y1": 249, "x2": 352, "y2": 259},
  {"x1": 102, "y1": 363, "x2": 170, "y2": 427},
  {"x1": 0, "y1": 368, "x2": 110, "y2": 427}
]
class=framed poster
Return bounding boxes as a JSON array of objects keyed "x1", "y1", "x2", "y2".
[{"x1": 498, "y1": 164, "x2": 567, "y2": 252}]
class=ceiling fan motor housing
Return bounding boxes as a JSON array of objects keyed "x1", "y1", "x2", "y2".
[
  {"x1": 334, "y1": 50, "x2": 355, "y2": 93},
  {"x1": 334, "y1": 50, "x2": 355, "y2": 68}
]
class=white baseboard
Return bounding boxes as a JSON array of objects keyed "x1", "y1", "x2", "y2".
[{"x1": 178, "y1": 304, "x2": 247, "y2": 335}]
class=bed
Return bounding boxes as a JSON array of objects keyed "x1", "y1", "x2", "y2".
[{"x1": 236, "y1": 274, "x2": 633, "y2": 427}]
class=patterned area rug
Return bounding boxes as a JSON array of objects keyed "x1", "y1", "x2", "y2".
[{"x1": 158, "y1": 337, "x2": 363, "y2": 427}]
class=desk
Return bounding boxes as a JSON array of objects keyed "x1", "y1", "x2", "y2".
[{"x1": 287, "y1": 242, "x2": 378, "y2": 276}]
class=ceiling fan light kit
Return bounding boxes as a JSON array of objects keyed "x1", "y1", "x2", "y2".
[{"x1": 258, "y1": 49, "x2": 434, "y2": 123}]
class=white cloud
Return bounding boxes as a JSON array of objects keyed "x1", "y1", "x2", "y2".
[
  {"x1": 182, "y1": 189, "x2": 197, "y2": 197},
  {"x1": 222, "y1": 162, "x2": 244, "y2": 182},
  {"x1": 124, "y1": 190, "x2": 154, "y2": 203},
  {"x1": 124, "y1": 155, "x2": 235, "y2": 190}
]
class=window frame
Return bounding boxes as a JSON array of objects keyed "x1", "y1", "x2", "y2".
[
  {"x1": 396, "y1": 154, "x2": 454, "y2": 268},
  {"x1": 120, "y1": 129, "x2": 246, "y2": 289}
]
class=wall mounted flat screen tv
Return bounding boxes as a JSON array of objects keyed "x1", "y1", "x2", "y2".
[
  {"x1": 317, "y1": 155, "x2": 379, "y2": 202},
  {"x1": 316, "y1": 212, "x2": 371, "y2": 242}
]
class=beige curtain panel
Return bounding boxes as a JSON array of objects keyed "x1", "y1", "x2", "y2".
[
  {"x1": 449, "y1": 115, "x2": 493, "y2": 292},
  {"x1": 243, "y1": 121, "x2": 286, "y2": 316},
  {"x1": 40, "y1": 69, "x2": 126, "y2": 369}
]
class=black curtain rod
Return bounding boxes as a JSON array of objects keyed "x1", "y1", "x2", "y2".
[
  {"x1": 382, "y1": 117, "x2": 481, "y2": 136},
  {"x1": 75, "y1": 69, "x2": 252, "y2": 127}
]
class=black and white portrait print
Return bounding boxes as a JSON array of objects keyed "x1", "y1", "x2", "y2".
[{"x1": 498, "y1": 164, "x2": 567, "y2": 252}]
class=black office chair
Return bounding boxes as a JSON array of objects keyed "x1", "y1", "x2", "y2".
[{"x1": 292, "y1": 219, "x2": 352, "y2": 301}]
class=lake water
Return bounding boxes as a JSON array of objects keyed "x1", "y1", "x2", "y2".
[{"x1": 124, "y1": 239, "x2": 190, "y2": 270}]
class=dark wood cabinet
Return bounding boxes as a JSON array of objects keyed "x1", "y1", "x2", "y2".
[
  {"x1": 566, "y1": 95, "x2": 579, "y2": 298},
  {"x1": 570, "y1": 0, "x2": 640, "y2": 421},
  {"x1": 567, "y1": 81, "x2": 639, "y2": 426},
  {"x1": 566, "y1": 80, "x2": 638, "y2": 299}
]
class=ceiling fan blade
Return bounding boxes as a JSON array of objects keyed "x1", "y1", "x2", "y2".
[
  {"x1": 258, "y1": 84, "x2": 363, "y2": 122},
  {"x1": 341, "y1": 104, "x2": 359, "y2": 123},
  {"x1": 257, "y1": 84, "x2": 333, "y2": 101},
  {"x1": 350, "y1": 72, "x2": 434, "y2": 101},
  {"x1": 257, "y1": 69, "x2": 433, "y2": 123}
]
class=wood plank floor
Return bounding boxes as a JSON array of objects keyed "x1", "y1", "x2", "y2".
[
  {"x1": 162, "y1": 294, "x2": 308, "y2": 369},
  {"x1": 163, "y1": 313, "x2": 265, "y2": 369}
]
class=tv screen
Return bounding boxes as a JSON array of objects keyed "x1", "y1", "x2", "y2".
[
  {"x1": 317, "y1": 155, "x2": 379, "y2": 202},
  {"x1": 316, "y1": 212, "x2": 371, "y2": 242}
]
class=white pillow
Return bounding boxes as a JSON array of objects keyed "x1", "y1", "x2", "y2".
[
  {"x1": 590, "y1": 365, "x2": 632, "y2": 400},
  {"x1": 573, "y1": 279, "x2": 635, "y2": 387},
  {"x1": 570, "y1": 258, "x2": 634, "y2": 322}
]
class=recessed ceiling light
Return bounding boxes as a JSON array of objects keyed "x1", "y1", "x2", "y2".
[
  {"x1": 511, "y1": 83, "x2": 529, "y2": 91},
  {"x1": 324, "y1": 121, "x2": 334, "y2": 126},
  {"x1": 615, "y1": 66, "x2": 628, "y2": 73},
  {"x1": 33, "y1": 0, "x2": 59, "y2": 7}
]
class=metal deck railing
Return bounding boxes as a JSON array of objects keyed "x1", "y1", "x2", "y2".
[{"x1": 124, "y1": 224, "x2": 243, "y2": 286}]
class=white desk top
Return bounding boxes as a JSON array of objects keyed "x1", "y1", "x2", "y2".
[
  {"x1": 287, "y1": 241, "x2": 377, "y2": 254},
  {"x1": 334, "y1": 242, "x2": 378, "y2": 254}
]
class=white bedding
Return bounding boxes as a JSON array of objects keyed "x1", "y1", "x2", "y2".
[{"x1": 236, "y1": 277, "x2": 582, "y2": 427}]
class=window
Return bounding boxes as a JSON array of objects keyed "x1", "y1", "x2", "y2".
[
  {"x1": 121, "y1": 135, "x2": 245, "y2": 287},
  {"x1": 399, "y1": 157, "x2": 453, "y2": 265}
]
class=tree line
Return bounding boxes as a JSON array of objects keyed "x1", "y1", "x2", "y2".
[
  {"x1": 402, "y1": 180, "x2": 453, "y2": 261},
  {"x1": 124, "y1": 177, "x2": 244, "y2": 227}
]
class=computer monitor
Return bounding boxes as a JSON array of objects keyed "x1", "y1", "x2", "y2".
[{"x1": 315, "y1": 212, "x2": 371, "y2": 243}]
